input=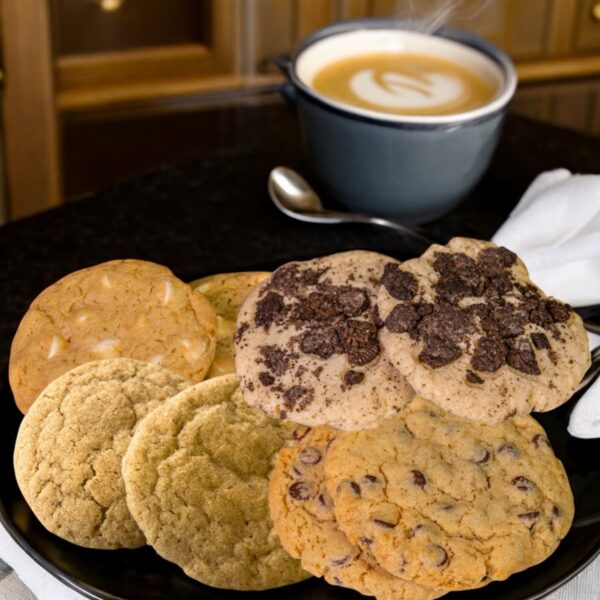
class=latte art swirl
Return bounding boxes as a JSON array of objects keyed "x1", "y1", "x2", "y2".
[
  {"x1": 312, "y1": 52, "x2": 498, "y2": 117},
  {"x1": 350, "y1": 69, "x2": 465, "y2": 110}
]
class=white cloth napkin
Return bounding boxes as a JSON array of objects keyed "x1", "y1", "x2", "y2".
[{"x1": 492, "y1": 168, "x2": 600, "y2": 438}]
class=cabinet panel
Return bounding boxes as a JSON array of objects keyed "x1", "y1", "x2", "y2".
[
  {"x1": 573, "y1": 0, "x2": 600, "y2": 52},
  {"x1": 297, "y1": 0, "x2": 337, "y2": 39}
]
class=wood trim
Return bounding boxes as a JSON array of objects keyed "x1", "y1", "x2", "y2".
[
  {"x1": 516, "y1": 54, "x2": 600, "y2": 82},
  {"x1": 546, "y1": 0, "x2": 578, "y2": 55},
  {"x1": 3, "y1": 0, "x2": 62, "y2": 218}
]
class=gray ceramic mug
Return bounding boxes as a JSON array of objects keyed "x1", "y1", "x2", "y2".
[{"x1": 279, "y1": 19, "x2": 517, "y2": 224}]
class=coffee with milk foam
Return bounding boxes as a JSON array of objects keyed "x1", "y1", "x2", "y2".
[{"x1": 312, "y1": 52, "x2": 498, "y2": 117}]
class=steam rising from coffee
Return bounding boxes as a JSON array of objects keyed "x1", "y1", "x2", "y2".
[{"x1": 392, "y1": 0, "x2": 493, "y2": 35}]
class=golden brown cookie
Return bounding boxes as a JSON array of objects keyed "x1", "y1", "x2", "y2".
[
  {"x1": 324, "y1": 396, "x2": 574, "y2": 590},
  {"x1": 13, "y1": 358, "x2": 189, "y2": 549},
  {"x1": 190, "y1": 271, "x2": 270, "y2": 378},
  {"x1": 9, "y1": 259, "x2": 216, "y2": 413},
  {"x1": 377, "y1": 238, "x2": 590, "y2": 422},
  {"x1": 269, "y1": 426, "x2": 444, "y2": 600},
  {"x1": 122, "y1": 374, "x2": 310, "y2": 591},
  {"x1": 234, "y1": 251, "x2": 414, "y2": 431}
]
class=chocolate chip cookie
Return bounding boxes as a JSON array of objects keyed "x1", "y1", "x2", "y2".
[
  {"x1": 377, "y1": 238, "x2": 590, "y2": 422},
  {"x1": 13, "y1": 358, "x2": 189, "y2": 549},
  {"x1": 269, "y1": 425, "x2": 443, "y2": 600},
  {"x1": 324, "y1": 396, "x2": 574, "y2": 590},
  {"x1": 234, "y1": 251, "x2": 414, "y2": 430},
  {"x1": 9, "y1": 259, "x2": 217, "y2": 414},
  {"x1": 122, "y1": 374, "x2": 309, "y2": 590},
  {"x1": 190, "y1": 271, "x2": 270, "y2": 378}
]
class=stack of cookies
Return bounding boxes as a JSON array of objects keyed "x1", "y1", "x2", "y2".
[
  {"x1": 7, "y1": 239, "x2": 590, "y2": 598},
  {"x1": 233, "y1": 240, "x2": 590, "y2": 597}
]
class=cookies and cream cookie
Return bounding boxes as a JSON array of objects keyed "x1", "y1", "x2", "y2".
[
  {"x1": 9, "y1": 259, "x2": 217, "y2": 413},
  {"x1": 269, "y1": 426, "x2": 443, "y2": 600},
  {"x1": 234, "y1": 251, "x2": 414, "y2": 430},
  {"x1": 13, "y1": 359, "x2": 189, "y2": 549},
  {"x1": 377, "y1": 238, "x2": 590, "y2": 422},
  {"x1": 190, "y1": 271, "x2": 270, "y2": 378},
  {"x1": 324, "y1": 396, "x2": 574, "y2": 590},
  {"x1": 122, "y1": 374, "x2": 309, "y2": 591}
]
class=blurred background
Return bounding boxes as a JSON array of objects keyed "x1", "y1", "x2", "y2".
[{"x1": 1, "y1": 0, "x2": 600, "y2": 223}]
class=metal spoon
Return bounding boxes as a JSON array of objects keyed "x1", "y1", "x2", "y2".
[{"x1": 268, "y1": 166, "x2": 441, "y2": 247}]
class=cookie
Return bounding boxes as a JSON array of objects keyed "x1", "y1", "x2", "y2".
[
  {"x1": 13, "y1": 358, "x2": 189, "y2": 549},
  {"x1": 269, "y1": 426, "x2": 443, "y2": 600},
  {"x1": 377, "y1": 238, "x2": 590, "y2": 422},
  {"x1": 9, "y1": 259, "x2": 217, "y2": 413},
  {"x1": 324, "y1": 396, "x2": 574, "y2": 590},
  {"x1": 190, "y1": 271, "x2": 270, "y2": 378},
  {"x1": 234, "y1": 251, "x2": 414, "y2": 430},
  {"x1": 122, "y1": 374, "x2": 309, "y2": 591}
]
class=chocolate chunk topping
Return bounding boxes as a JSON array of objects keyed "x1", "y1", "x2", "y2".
[
  {"x1": 410, "y1": 470, "x2": 426, "y2": 488},
  {"x1": 385, "y1": 304, "x2": 419, "y2": 333},
  {"x1": 288, "y1": 481, "x2": 312, "y2": 500},
  {"x1": 294, "y1": 290, "x2": 342, "y2": 321},
  {"x1": 477, "y1": 247, "x2": 517, "y2": 274},
  {"x1": 234, "y1": 322, "x2": 249, "y2": 342},
  {"x1": 518, "y1": 511, "x2": 540, "y2": 523},
  {"x1": 344, "y1": 370, "x2": 365, "y2": 386},
  {"x1": 434, "y1": 271, "x2": 474, "y2": 302},
  {"x1": 336, "y1": 320, "x2": 381, "y2": 366},
  {"x1": 258, "y1": 372, "x2": 274, "y2": 386},
  {"x1": 255, "y1": 291, "x2": 286, "y2": 327},
  {"x1": 419, "y1": 338, "x2": 461, "y2": 368},
  {"x1": 512, "y1": 476, "x2": 534, "y2": 492},
  {"x1": 270, "y1": 264, "x2": 324, "y2": 294},
  {"x1": 298, "y1": 447, "x2": 321, "y2": 465},
  {"x1": 260, "y1": 345, "x2": 293, "y2": 375},
  {"x1": 418, "y1": 304, "x2": 474, "y2": 345},
  {"x1": 466, "y1": 370, "x2": 484, "y2": 384},
  {"x1": 506, "y1": 337, "x2": 540, "y2": 375},
  {"x1": 547, "y1": 299, "x2": 570, "y2": 322},
  {"x1": 498, "y1": 443, "x2": 519, "y2": 458},
  {"x1": 531, "y1": 332, "x2": 550, "y2": 350},
  {"x1": 471, "y1": 336, "x2": 506, "y2": 372},
  {"x1": 381, "y1": 263, "x2": 418, "y2": 301},
  {"x1": 283, "y1": 385, "x2": 311, "y2": 410},
  {"x1": 337, "y1": 287, "x2": 369, "y2": 317},
  {"x1": 373, "y1": 519, "x2": 396, "y2": 529},
  {"x1": 300, "y1": 328, "x2": 340, "y2": 359},
  {"x1": 433, "y1": 252, "x2": 479, "y2": 284}
]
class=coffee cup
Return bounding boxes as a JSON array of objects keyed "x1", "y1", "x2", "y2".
[{"x1": 278, "y1": 19, "x2": 517, "y2": 224}]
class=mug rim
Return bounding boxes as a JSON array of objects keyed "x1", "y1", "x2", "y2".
[{"x1": 288, "y1": 18, "x2": 517, "y2": 128}]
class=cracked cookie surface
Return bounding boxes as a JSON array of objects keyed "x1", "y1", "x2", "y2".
[
  {"x1": 190, "y1": 271, "x2": 270, "y2": 378},
  {"x1": 122, "y1": 374, "x2": 309, "y2": 590},
  {"x1": 269, "y1": 425, "x2": 443, "y2": 600},
  {"x1": 377, "y1": 237, "x2": 590, "y2": 422},
  {"x1": 234, "y1": 251, "x2": 413, "y2": 430},
  {"x1": 10, "y1": 259, "x2": 217, "y2": 413},
  {"x1": 13, "y1": 358, "x2": 189, "y2": 549},
  {"x1": 324, "y1": 396, "x2": 574, "y2": 590}
]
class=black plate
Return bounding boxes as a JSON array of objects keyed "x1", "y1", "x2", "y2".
[{"x1": 1, "y1": 275, "x2": 599, "y2": 600}]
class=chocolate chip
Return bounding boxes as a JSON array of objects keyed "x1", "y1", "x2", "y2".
[
  {"x1": 518, "y1": 511, "x2": 540, "y2": 524},
  {"x1": 260, "y1": 345, "x2": 294, "y2": 375},
  {"x1": 474, "y1": 448, "x2": 491, "y2": 464},
  {"x1": 336, "y1": 320, "x2": 381, "y2": 366},
  {"x1": 362, "y1": 474, "x2": 379, "y2": 485},
  {"x1": 258, "y1": 372, "x2": 274, "y2": 386},
  {"x1": 512, "y1": 476, "x2": 535, "y2": 492},
  {"x1": 299, "y1": 447, "x2": 321, "y2": 465},
  {"x1": 318, "y1": 492, "x2": 333, "y2": 508},
  {"x1": 531, "y1": 332, "x2": 550, "y2": 350},
  {"x1": 344, "y1": 370, "x2": 364, "y2": 386},
  {"x1": 385, "y1": 303, "x2": 419, "y2": 333},
  {"x1": 358, "y1": 536, "x2": 373, "y2": 546},
  {"x1": 288, "y1": 481, "x2": 312, "y2": 500},
  {"x1": 471, "y1": 336, "x2": 506, "y2": 372},
  {"x1": 255, "y1": 291, "x2": 286, "y2": 327},
  {"x1": 331, "y1": 555, "x2": 351, "y2": 566},
  {"x1": 373, "y1": 519, "x2": 396, "y2": 529},
  {"x1": 506, "y1": 337, "x2": 540, "y2": 375},
  {"x1": 552, "y1": 506, "x2": 562, "y2": 518},
  {"x1": 466, "y1": 370, "x2": 484, "y2": 384},
  {"x1": 532, "y1": 434, "x2": 550, "y2": 449},
  {"x1": 427, "y1": 545, "x2": 449, "y2": 567},
  {"x1": 300, "y1": 328, "x2": 340, "y2": 359},
  {"x1": 498, "y1": 443, "x2": 519, "y2": 458},
  {"x1": 410, "y1": 470, "x2": 426, "y2": 488},
  {"x1": 419, "y1": 338, "x2": 461, "y2": 368},
  {"x1": 292, "y1": 427, "x2": 311, "y2": 441},
  {"x1": 234, "y1": 322, "x2": 249, "y2": 342},
  {"x1": 381, "y1": 263, "x2": 418, "y2": 301},
  {"x1": 438, "y1": 504, "x2": 455, "y2": 512},
  {"x1": 349, "y1": 481, "x2": 361, "y2": 496},
  {"x1": 409, "y1": 524, "x2": 426, "y2": 538},
  {"x1": 337, "y1": 287, "x2": 369, "y2": 317}
]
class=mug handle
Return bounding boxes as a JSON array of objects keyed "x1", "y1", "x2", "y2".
[{"x1": 274, "y1": 54, "x2": 297, "y2": 106}]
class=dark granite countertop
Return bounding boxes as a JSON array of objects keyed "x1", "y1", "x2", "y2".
[{"x1": 2, "y1": 97, "x2": 600, "y2": 370}]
